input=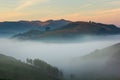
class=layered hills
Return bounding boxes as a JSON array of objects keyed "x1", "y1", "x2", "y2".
[{"x1": 13, "y1": 21, "x2": 120, "y2": 41}]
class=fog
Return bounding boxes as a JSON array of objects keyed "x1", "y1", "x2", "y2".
[
  {"x1": 0, "y1": 35, "x2": 120, "y2": 72},
  {"x1": 0, "y1": 35, "x2": 120, "y2": 80}
]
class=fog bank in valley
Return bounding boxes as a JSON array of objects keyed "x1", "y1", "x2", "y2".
[{"x1": 0, "y1": 35, "x2": 119, "y2": 68}]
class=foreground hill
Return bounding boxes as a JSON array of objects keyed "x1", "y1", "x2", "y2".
[
  {"x1": 0, "y1": 54, "x2": 62, "y2": 80},
  {"x1": 0, "y1": 19, "x2": 70, "y2": 37},
  {"x1": 13, "y1": 21, "x2": 120, "y2": 41},
  {"x1": 68, "y1": 43, "x2": 120, "y2": 80}
]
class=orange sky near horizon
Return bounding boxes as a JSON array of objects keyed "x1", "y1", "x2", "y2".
[{"x1": 0, "y1": 0, "x2": 120, "y2": 26}]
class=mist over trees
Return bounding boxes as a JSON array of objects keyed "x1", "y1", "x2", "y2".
[
  {"x1": 0, "y1": 19, "x2": 120, "y2": 80},
  {"x1": 26, "y1": 58, "x2": 63, "y2": 78},
  {"x1": 0, "y1": 54, "x2": 63, "y2": 80}
]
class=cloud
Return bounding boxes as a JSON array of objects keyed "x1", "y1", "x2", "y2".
[{"x1": 15, "y1": 0, "x2": 49, "y2": 11}]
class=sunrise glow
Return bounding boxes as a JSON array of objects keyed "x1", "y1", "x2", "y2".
[{"x1": 0, "y1": 0, "x2": 120, "y2": 26}]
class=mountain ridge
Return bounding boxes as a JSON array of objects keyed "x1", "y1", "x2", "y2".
[
  {"x1": 67, "y1": 43, "x2": 120, "y2": 80},
  {"x1": 0, "y1": 19, "x2": 71, "y2": 37},
  {"x1": 13, "y1": 21, "x2": 120, "y2": 42}
]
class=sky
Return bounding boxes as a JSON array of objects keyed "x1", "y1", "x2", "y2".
[{"x1": 0, "y1": 0, "x2": 120, "y2": 26}]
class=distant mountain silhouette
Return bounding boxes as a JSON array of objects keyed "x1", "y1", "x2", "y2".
[
  {"x1": 0, "y1": 54, "x2": 62, "y2": 80},
  {"x1": 0, "y1": 19, "x2": 70, "y2": 37},
  {"x1": 13, "y1": 21, "x2": 120, "y2": 41}
]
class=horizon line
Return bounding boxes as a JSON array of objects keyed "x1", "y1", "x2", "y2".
[{"x1": 0, "y1": 19, "x2": 119, "y2": 27}]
